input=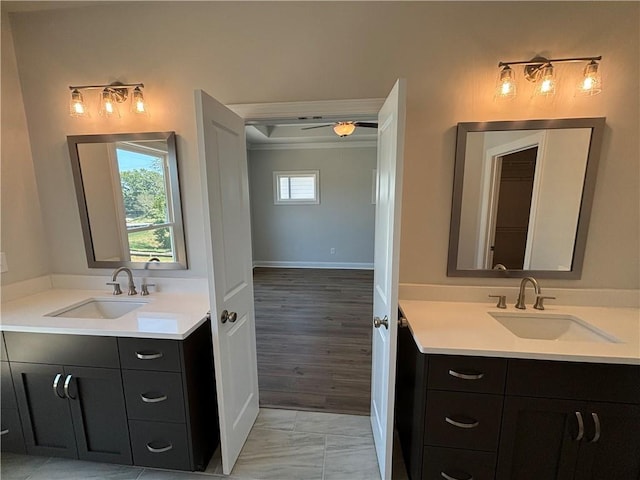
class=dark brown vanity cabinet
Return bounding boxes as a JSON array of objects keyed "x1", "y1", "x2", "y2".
[
  {"x1": 6, "y1": 333, "x2": 131, "y2": 464},
  {"x1": 1, "y1": 333, "x2": 26, "y2": 454},
  {"x1": 2, "y1": 319, "x2": 219, "y2": 472},
  {"x1": 396, "y1": 326, "x2": 640, "y2": 480}
]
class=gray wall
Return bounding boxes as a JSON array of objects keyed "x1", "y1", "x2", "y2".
[
  {"x1": 2, "y1": 2, "x2": 639, "y2": 290},
  {"x1": 249, "y1": 147, "x2": 376, "y2": 267}
]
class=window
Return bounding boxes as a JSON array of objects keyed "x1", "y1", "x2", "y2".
[{"x1": 273, "y1": 170, "x2": 319, "y2": 205}]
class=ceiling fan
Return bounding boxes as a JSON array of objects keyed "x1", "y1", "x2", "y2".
[{"x1": 301, "y1": 121, "x2": 378, "y2": 137}]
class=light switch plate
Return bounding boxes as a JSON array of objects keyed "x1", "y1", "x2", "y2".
[{"x1": 0, "y1": 252, "x2": 8, "y2": 273}]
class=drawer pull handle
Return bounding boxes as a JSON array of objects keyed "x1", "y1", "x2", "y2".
[
  {"x1": 445, "y1": 416, "x2": 479, "y2": 429},
  {"x1": 441, "y1": 472, "x2": 474, "y2": 480},
  {"x1": 590, "y1": 413, "x2": 601, "y2": 443},
  {"x1": 448, "y1": 369, "x2": 484, "y2": 380},
  {"x1": 53, "y1": 373, "x2": 65, "y2": 398},
  {"x1": 141, "y1": 393, "x2": 168, "y2": 403},
  {"x1": 136, "y1": 351, "x2": 164, "y2": 360},
  {"x1": 146, "y1": 442, "x2": 173, "y2": 453},
  {"x1": 0, "y1": 429, "x2": 9, "y2": 436},
  {"x1": 574, "y1": 411, "x2": 585, "y2": 441}
]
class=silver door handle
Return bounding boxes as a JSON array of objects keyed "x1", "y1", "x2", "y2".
[
  {"x1": 448, "y1": 369, "x2": 485, "y2": 381},
  {"x1": 574, "y1": 411, "x2": 585, "y2": 441},
  {"x1": 590, "y1": 412, "x2": 601, "y2": 443},
  {"x1": 136, "y1": 351, "x2": 163, "y2": 360},
  {"x1": 221, "y1": 310, "x2": 238, "y2": 324},
  {"x1": 445, "y1": 416, "x2": 479, "y2": 429},
  {"x1": 441, "y1": 472, "x2": 474, "y2": 480},
  {"x1": 141, "y1": 393, "x2": 168, "y2": 403},
  {"x1": 1, "y1": 429, "x2": 9, "y2": 436},
  {"x1": 146, "y1": 442, "x2": 173, "y2": 453},
  {"x1": 373, "y1": 316, "x2": 389, "y2": 329},
  {"x1": 53, "y1": 373, "x2": 65, "y2": 398},
  {"x1": 64, "y1": 374, "x2": 76, "y2": 400}
]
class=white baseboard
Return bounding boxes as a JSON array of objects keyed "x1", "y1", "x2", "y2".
[{"x1": 253, "y1": 261, "x2": 374, "y2": 270}]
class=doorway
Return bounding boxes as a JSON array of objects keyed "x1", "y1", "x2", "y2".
[{"x1": 243, "y1": 117, "x2": 378, "y2": 415}]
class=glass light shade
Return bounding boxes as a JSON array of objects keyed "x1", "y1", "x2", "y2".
[
  {"x1": 535, "y1": 64, "x2": 556, "y2": 96},
  {"x1": 495, "y1": 66, "x2": 517, "y2": 99},
  {"x1": 333, "y1": 122, "x2": 356, "y2": 137},
  {"x1": 577, "y1": 61, "x2": 602, "y2": 96},
  {"x1": 131, "y1": 87, "x2": 148, "y2": 114},
  {"x1": 69, "y1": 89, "x2": 87, "y2": 117},
  {"x1": 99, "y1": 89, "x2": 119, "y2": 118}
]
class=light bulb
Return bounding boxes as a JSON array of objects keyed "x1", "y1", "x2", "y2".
[
  {"x1": 131, "y1": 86, "x2": 148, "y2": 114},
  {"x1": 535, "y1": 64, "x2": 556, "y2": 96},
  {"x1": 333, "y1": 122, "x2": 356, "y2": 137},
  {"x1": 577, "y1": 60, "x2": 602, "y2": 96},
  {"x1": 69, "y1": 89, "x2": 87, "y2": 117},
  {"x1": 495, "y1": 66, "x2": 516, "y2": 99},
  {"x1": 99, "y1": 89, "x2": 119, "y2": 118}
]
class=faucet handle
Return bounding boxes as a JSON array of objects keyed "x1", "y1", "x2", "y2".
[
  {"x1": 127, "y1": 284, "x2": 138, "y2": 296},
  {"x1": 488, "y1": 295, "x2": 507, "y2": 309},
  {"x1": 534, "y1": 295, "x2": 556, "y2": 311},
  {"x1": 141, "y1": 283, "x2": 156, "y2": 296},
  {"x1": 106, "y1": 282, "x2": 122, "y2": 295}
]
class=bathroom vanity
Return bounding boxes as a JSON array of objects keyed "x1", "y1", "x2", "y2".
[
  {"x1": 0, "y1": 289, "x2": 219, "y2": 472},
  {"x1": 396, "y1": 300, "x2": 640, "y2": 480}
]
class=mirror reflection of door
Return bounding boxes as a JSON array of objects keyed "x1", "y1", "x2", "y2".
[{"x1": 489, "y1": 147, "x2": 537, "y2": 269}]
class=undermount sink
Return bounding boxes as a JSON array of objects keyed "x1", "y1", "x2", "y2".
[
  {"x1": 46, "y1": 298, "x2": 147, "y2": 319},
  {"x1": 489, "y1": 311, "x2": 620, "y2": 343}
]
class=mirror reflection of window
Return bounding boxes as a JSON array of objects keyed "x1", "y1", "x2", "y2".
[{"x1": 115, "y1": 142, "x2": 175, "y2": 263}]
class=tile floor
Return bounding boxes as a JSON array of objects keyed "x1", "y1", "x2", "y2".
[{"x1": 1, "y1": 408, "x2": 409, "y2": 480}]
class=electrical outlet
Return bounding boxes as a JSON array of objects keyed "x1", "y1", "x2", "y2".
[
  {"x1": 330, "y1": 248, "x2": 336, "y2": 255},
  {"x1": 0, "y1": 252, "x2": 8, "y2": 273}
]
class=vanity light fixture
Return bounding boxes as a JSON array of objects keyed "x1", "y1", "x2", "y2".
[
  {"x1": 495, "y1": 56, "x2": 602, "y2": 99},
  {"x1": 68, "y1": 82, "x2": 147, "y2": 118}
]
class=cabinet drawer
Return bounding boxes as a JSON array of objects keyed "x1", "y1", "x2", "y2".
[
  {"x1": 118, "y1": 338, "x2": 181, "y2": 372},
  {"x1": 425, "y1": 391, "x2": 503, "y2": 451},
  {"x1": 122, "y1": 370, "x2": 186, "y2": 423},
  {"x1": 4, "y1": 332, "x2": 119, "y2": 368},
  {"x1": 506, "y1": 359, "x2": 640, "y2": 404},
  {"x1": 1, "y1": 362, "x2": 17, "y2": 409},
  {"x1": 428, "y1": 355, "x2": 507, "y2": 394},
  {"x1": 423, "y1": 446, "x2": 495, "y2": 480},
  {"x1": 1, "y1": 408, "x2": 26, "y2": 454},
  {"x1": 129, "y1": 420, "x2": 190, "y2": 470}
]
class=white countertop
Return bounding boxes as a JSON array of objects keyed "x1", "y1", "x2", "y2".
[
  {"x1": 1, "y1": 289, "x2": 210, "y2": 340},
  {"x1": 399, "y1": 300, "x2": 640, "y2": 365}
]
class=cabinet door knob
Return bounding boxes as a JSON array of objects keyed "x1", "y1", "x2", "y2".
[
  {"x1": 53, "y1": 373, "x2": 65, "y2": 399},
  {"x1": 574, "y1": 411, "x2": 585, "y2": 441},
  {"x1": 140, "y1": 393, "x2": 168, "y2": 404},
  {"x1": 135, "y1": 351, "x2": 163, "y2": 360},
  {"x1": 445, "y1": 416, "x2": 479, "y2": 429},
  {"x1": 441, "y1": 472, "x2": 474, "y2": 480},
  {"x1": 146, "y1": 442, "x2": 173, "y2": 453},
  {"x1": 448, "y1": 369, "x2": 484, "y2": 380},
  {"x1": 589, "y1": 412, "x2": 601, "y2": 443},
  {"x1": 63, "y1": 374, "x2": 76, "y2": 400}
]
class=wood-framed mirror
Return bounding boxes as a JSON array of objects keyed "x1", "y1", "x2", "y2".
[
  {"x1": 447, "y1": 117, "x2": 605, "y2": 279},
  {"x1": 67, "y1": 131, "x2": 188, "y2": 270}
]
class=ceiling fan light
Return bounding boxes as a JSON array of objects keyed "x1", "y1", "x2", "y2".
[{"x1": 333, "y1": 122, "x2": 356, "y2": 137}]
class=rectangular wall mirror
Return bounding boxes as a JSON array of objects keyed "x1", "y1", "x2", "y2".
[
  {"x1": 68, "y1": 131, "x2": 188, "y2": 270},
  {"x1": 448, "y1": 117, "x2": 605, "y2": 279}
]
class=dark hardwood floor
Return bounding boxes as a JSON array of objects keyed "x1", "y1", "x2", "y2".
[{"x1": 253, "y1": 267, "x2": 374, "y2": 415}]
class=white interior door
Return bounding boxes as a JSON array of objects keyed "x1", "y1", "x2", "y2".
[
  {"x1": 370, "y1": 79, "x2": 406, "y2": 480},
  {"x1": 195, "y1": 89, "x2": 259, "y2": 475}
]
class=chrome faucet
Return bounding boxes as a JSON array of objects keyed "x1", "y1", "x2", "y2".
[
  {"x1": 109, "y1": 267, "x2": 137, "y2": 296},
  {"x1": 515, "y1": 277, "x2": 540, "y2": 309}
]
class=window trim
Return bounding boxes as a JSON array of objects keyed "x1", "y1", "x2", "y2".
[{"x1": 273, "y1": 170, "x2": 320, "y2": 205}]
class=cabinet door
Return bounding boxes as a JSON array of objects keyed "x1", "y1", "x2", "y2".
[
  {"x1": 11, "y1": 362, "x2": 78, "y2": 458},
  {"x1": 497, "y1": 396, "x2": 584, "y2": 480},
  {"x1": 64, "y1": 366, "x2": 132, "y2": 465},
  {"x1": 574, "y1": 402, "x2": 640, "y2": 480}
]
